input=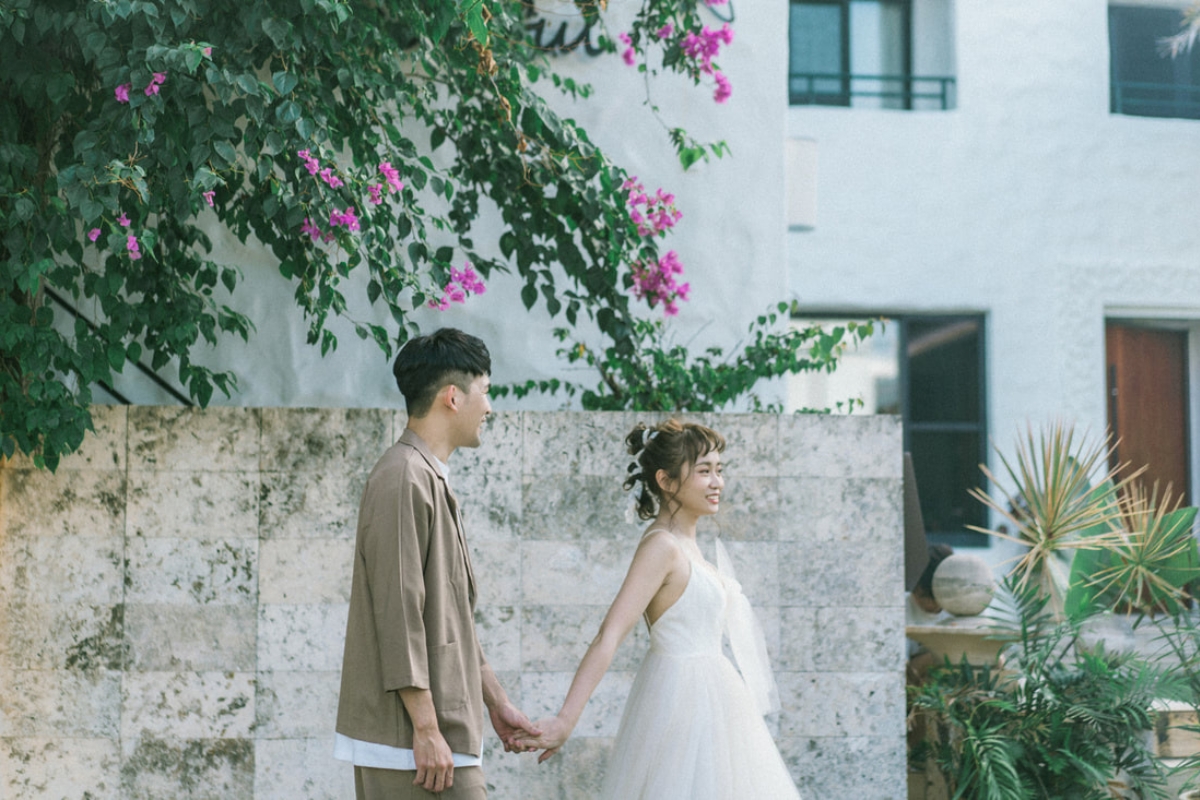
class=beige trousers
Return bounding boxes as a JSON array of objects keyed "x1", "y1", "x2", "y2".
[{"x1": 354, "y1": 765, "x2": 487, "y2": 800}]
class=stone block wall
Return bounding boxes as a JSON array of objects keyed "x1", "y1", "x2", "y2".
[{"x1": 0, "y1": 407, "x2": 905, "y2": 799}]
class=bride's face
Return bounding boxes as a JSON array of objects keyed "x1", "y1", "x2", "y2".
[{"x1": 666, "y1": 450, "x2": 724, "y2": 518}]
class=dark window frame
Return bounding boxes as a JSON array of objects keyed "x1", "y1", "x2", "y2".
[
  {"x1": 788, "y1": 0, "x2": 957, "y2": 110},
  {"x1": 790, "y1": 312, "x2": 989, "y2": 545},
  {"x1": 1109, "y1": 4, "x2": 1200, "y2": 120}
]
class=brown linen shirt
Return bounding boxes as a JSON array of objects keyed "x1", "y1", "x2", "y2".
[{"x1": 335, "y1": 429, "x2": 485, "y2": 756}]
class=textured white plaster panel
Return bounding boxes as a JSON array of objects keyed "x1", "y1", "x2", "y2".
[
  {"x1": 779, "y1": 539, "x2": 904, "y2": 608},
  {"x1": 468, "y1": 540, "x2": 523, "y2": 609},
  {"x1": 713, "y1": 539, "x2": 781, "y2": 607},
  {"x1": 0, "y1": 603, "x2": 125, "y2": 671},
  {"x1": 125, "y1": 537, "x2": 258, "y2": 606},
  {"x1": 259, "y1": 469, "x2": 363, "y2": 541},
  {"x1": 0, "y1": 468, "x2": 126, "y2": 538},
  {"x1": 777, "y1": 671, "x2": 905, "y2": 739},
  {"x1": 779, "y1": 735, "x2": 907, "y2": 800},
  {"x1": 120, "y1": 735, "x2": 254, "y2": 799},
  {"x1": 258, "y1": 538, "x2": 352, "y2": 605},
  {"x1": 811, "y1": 606, "x2": 905, "y2": 673},
  {"x1": 520, "y1": 541, "x2": 629, "y2": 606},
  {"x1": 121, "y1": 671, "x2": 255, "y2": 739},
  {"x1": 254, "y1": 737, "x2": 353, "y2": 800},
  {"x1": 779, "y1": 476, "x2": 902, "y2": 544},
  {"x1": 778, "y1": 415, "x2": 903, "y2": 479},
  {"x1": 0, "y1": 670, "x2": 121, "y2": 737},
  {"x1": 522, "y1": 411, "x2": 636, "y2": 476},
  {"x1": 257, "y1": 604, "x2": 348, "y2": 672},
  {"x1": 129, "y1": 406, "x2": 260, "y2": 472},
  {"x1": 127, "y1": 470, "x2": 258, "y2": 539},
  {"x1": 778, "y1": 606, "x2": 818, "y2": 673},
  {"x1": 701, "y1": 476, "x2": 783, "y2": 542},
  {"x1": 0, "y1": 533, "x2": 124, "y2": 605},
  {"x1": 255, "y1": 671, "x2": 340, "y2": 740},
  {"x1": 519, "y1": 474, "x2": 629, "y2": 542},
  {"x1": 521, "y1": 604, "x2": 649, "y2": 673},
  {"x1": 259, "y1": 407, "x2": 392, "y2": 474},
  {"x1": 481, "y1": 737, "x2": 523, "y2": 800},
  {"x1": 1, "y1": 737, "x2": 122, "y2": 800},
  {"x1": 126, "y1": 604, "x2": 257, "y2": 672},
  {"x1": 455, "y1": 455, "x2": 523, "y2": 544},
  {"x1": 475, "y1": 605, "x2": 521, "y2": 674}
]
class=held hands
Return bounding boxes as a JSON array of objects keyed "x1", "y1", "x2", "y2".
[
  {"x1": 489, "y1": 701, "x2": 542, "y2": 753},
  {"x1": 513, "y1": 715, "x2": 573, "y2": 763}
]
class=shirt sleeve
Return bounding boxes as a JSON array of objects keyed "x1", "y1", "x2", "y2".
[{"x1": 364, "y1": 458, "x2": 433, "y2": 692}]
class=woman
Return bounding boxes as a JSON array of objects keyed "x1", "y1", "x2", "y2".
[{"x1": 516, "y1": 419, "x2": 801, "y2": 799}]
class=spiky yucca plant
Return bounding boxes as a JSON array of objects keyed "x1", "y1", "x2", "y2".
[{"x1": 969, "y1": 423, "x2": 1144, "y2": 617}]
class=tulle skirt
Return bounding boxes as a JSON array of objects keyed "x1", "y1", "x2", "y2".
[{"x1": 600, "y1": 649, "x2": 801, "y2": 800}]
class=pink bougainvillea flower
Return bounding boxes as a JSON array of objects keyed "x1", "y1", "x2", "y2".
[
  {"x1": 329, "y1": 207, "x2": 360, "y2": 231},
  {"x1": 202, "y1": 47, "x2": 212, "y2": 57},
  {"x1": 115, "y1": 83, "x2": 131, "y2": 103},
  {"x1": 297, "y1": 149, "x2": 320, "y2": 176},
  {"x1": 655, "y1": 23, "x2": 674, "y2": 39},
  {"x1": 300, "y1": 217, "x2": 322, "y2": 241},
  {"x1": 117, "y1": 212, "x2": 130, "y2": 228},
  {"x1": 126, "y1": 234, "x2": 141, "y2": 260},
  {"x1": 428, "y1": 261, "x2": 486, "y2": 309},
  {"x1": 202, "y1": 190, "x2": 215, "y2": 207},
  {"x1": 713, "y1": 72, "x2": 732, "y2": 103},
  {"x1": 378, "y1": 162, "x2": 403, "y2": 193},
  {"x1": 144, "y1": 73, "x2": 166, "y2": 97},
  {"x1": 368, "y1": 184, "x2": 383, "y2": 205},
  {"x1": 319, "y1": 167, "x2": 344, "y2": 189},
  {"x1": 706, "y1": 0, "x2": 729, "y2": 5},
  {"x1": 87, "y1": 228, "x2": 101, "y2": 242}
]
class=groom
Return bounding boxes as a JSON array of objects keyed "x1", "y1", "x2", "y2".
[{"x1": 335, "y1": 327, "x2": 538, "y2": 799}]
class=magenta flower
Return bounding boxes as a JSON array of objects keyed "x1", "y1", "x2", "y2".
[
  {"x1": 126, "y1": 234, "x2": 141, "y2": 260},
  {"x1": 655, "y1": 23, "x2": 674, "y2": 39},
  {"x1": 117, "y1": 212, "x2": 130, "y2": 228},
  {"x1": 202, "y1": 190, "x2": 215, "y2": 207},
  {"x1": 202, "y1": 47, "x2": 212, "y2": 57},
  {"x1": 329, "y1": 207, "x2": 360, "y2": 231},
  {"x1": 630, "y1": 250, "x2": 689, "y2": 316},
  {"x1": 368, "y1": 184, "x2": 383, "y2": 205},
  {"x1": 319, "y1": 167, "x2": 344, "y2": 189},
  {"x1": 706, "y1": 0, "x2": 729, "y2": 4},
  {"x1": 300, "y1": 218, "x2": 322, "y2": 241},
  {"x1": 87, "y1": 228, "x2": 101, "y2": 242},
  {"x1": 297, "y1": 149, "x2": 320, "y2": 176},
  {"x1": 428, "y1": 261, "x2": 486, "y2": 309},
  {"x1": 115, "y1": 83, "x2": 131, "y2": 103},
  {"x1": 713, "y1": 72, "x2": 732, "y2": 104},
  {"x1": 379, "y1": 162, "x2": 403, "y2": 193},
  {"x1": 144, "y1": 73, "x2": 165, "y2": 96}
]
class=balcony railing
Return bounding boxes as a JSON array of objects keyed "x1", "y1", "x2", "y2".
[
  {"x1": 788, "y1": 72, "x2": 956, "y2": 111},
  {"x1": 1111, "y1": 80, "x2": 1200, "y2": 120}
]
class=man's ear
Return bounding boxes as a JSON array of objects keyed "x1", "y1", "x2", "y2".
[{"x1": 438, "y1": 383, "x2": 458, "y2": 411}]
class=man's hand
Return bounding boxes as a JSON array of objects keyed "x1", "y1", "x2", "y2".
[
  {"x1": 512, "y1": 715, "x2": 573, "y2": 763},
  {"x1": 412, "y1": 725, "x2": 455, "y2": 792},
  {"x1": 489, "y1": 701, "x2": 542, "y2": 753}
]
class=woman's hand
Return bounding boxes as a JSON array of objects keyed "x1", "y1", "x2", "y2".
[{"x1": 514, "y1": 715, "x2": 574, "y2": 763}]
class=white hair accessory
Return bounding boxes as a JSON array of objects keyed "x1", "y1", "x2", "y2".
[{"x1": 642, "y1": 427, "x2": 658, "y2": 447}]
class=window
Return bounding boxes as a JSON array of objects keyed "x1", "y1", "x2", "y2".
[
  {"x1": 788, "y1": 0, "x2": 956, "y2": 110},
  {"x1": 1110, "y1": 4, "x2": 1200, "y2": 120},
  {"x1": 788, "y1": 314, "x2": 988, "y2": 544}
]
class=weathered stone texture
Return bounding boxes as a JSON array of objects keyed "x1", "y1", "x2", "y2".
[{"x1": 0, "y1": 407, "x2": 905, "y2": 798}]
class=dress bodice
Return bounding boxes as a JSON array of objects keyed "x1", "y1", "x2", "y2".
[{"x1": 648, "y1": 553, "x2": 728, "y2": 658}]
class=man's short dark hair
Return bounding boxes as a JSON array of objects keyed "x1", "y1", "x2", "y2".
[{"x1": 392, "y1": 328, "x2": 491, "y2": 417}]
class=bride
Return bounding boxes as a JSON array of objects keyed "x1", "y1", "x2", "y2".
[{"x1": 516, "y1": 419, "x2": 801, "y2": 799}]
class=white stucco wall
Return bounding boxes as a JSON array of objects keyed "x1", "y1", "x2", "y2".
[{"x1": 786, "y1": 0, "x2": 1200, "y2": 566}]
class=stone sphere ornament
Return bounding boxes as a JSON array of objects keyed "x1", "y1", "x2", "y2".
[{"x1": 931, "y1": 554, "x2": 997, "y2": 616}]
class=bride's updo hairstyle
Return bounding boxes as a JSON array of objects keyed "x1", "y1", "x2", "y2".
[{"x1": 623, "y1": 419, "x2": 726, "y2": 521}]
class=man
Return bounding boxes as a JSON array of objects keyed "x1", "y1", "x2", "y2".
[{"x1": 335, "y1": 328, "x2": 537, "y2": 799}]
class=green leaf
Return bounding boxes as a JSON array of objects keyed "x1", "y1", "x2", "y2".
[
  {"x1": 463, "y1": 0, "x2": 488, "y2": 46},
  {"x1": 273, "y1": 71, "x2": 298, "y2": 95}
]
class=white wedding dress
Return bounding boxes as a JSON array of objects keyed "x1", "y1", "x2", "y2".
[{"x1": 600, "y1": 539, "x2": 802, "y2": 799}]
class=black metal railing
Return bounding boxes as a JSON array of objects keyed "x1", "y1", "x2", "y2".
[
  {"x1": 1111, "y1": 80, "x2": 1200, "y2": 120},
  {"x1": 44, "y1": 287, "x2": 194, "y2": 406},
  {"x1": 788, "y1": 72, "x2": 956, "y2": 110}
]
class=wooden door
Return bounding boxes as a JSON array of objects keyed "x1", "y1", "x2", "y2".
[{"x1": 1106, "y1": 323, "x2": 1190, "y2": 504}]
